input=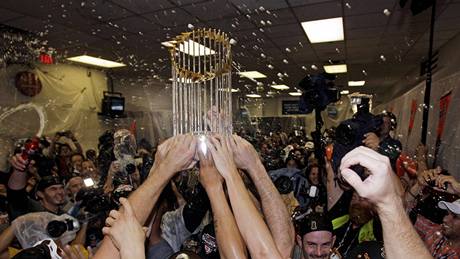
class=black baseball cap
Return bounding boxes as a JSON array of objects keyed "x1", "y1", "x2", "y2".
[
  {"x1": 37, "y1": 176, "x2": 63, "y2": 192},
  {"x1": 297, "y1": 212, "x2": 333, "y2": 236}
]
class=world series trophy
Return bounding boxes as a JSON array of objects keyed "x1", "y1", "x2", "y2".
[{"x1": 167, "y1": 28, "x2": 233, "y2": 154}]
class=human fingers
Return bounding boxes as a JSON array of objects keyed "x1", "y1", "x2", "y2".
[
  {"x1": 108, "y1": 209, "x2": 120, "y2": 220},
  {"x1": 341, "y1": 168, "x2": 367, "y2": 196},
  {"x1": 188, "y1": 135, "x2": 197, "y2": 154},
  {"x1": 340, "y1": 147, "x2": 387, "y2": 174},
  {"x1": 102, "y1": 226, "x2": 111, "y2": 236},
  {"x1": 11, "y1": 154, "x2": 27, "y2": 171},
  {"x1": 105, "y1": 216, "x2": 116, "y2": 227},
  {"x1": 119, "y1": 197, "x2": 134, "y2": 217},
  {"x1": 208, "y1": 136, "x2": 222, "y2": 153}
]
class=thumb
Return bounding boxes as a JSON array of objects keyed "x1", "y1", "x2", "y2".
[{"x1": 341, "y1": 168, "x2": 366, "y2": 196}]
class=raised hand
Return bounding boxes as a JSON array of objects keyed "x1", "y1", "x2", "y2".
[
  {"x1": 435, "y1": 174, "x2": 460, "y2": 194},
  {"x1": 198, "y1": 147, "x2": 224, "y2": 190},
  {"x1": 102, "y1": 198, "x2": 146, "y2": 254},
  {"x1": 156, "y1": 135, "x2": 197, "y2": 174},
  {"x1": 362, "y1": 132, "x2": 380, "y2": 151},
  {"x1": 339, "y1": 146, "x2": 396, "y2": 206},
  {"x1": 228, "y1": 135, "x2": 261, "y2": 171},
  {"x1": 205, "y1": 135, "x2": 238, "y2": 180},
  {"x1": 9, "y1": 153, "x2": 27, "y2": 172},
  {"x1": 417, "y1": 167, "x2": 441, "y2": 187}
]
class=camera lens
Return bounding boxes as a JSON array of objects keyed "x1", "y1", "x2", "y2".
[
  {"x1": 125, "y1": 163, "x2": 136, "y2": 174},
  {"x1": 47, "y1": 220, "x2": 67, "y2": 238}
]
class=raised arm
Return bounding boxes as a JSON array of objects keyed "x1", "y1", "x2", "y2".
[
  {"x1": 8, "y1": 154, "x2": 28, "y2": 190},
  {"x1": 198, "y1": 149, "x2": 247, "y2": 259},
  {"x1": 325, "y1": 157, "x2": 343, "y2": 211},
  {"x1": 229, "y1": 135, "x2": 294, "y2": 258},
  {"x1": 206, "y1": 136, "x2": 282, "y2": 259},
  {"x1": 340, "y1": 146, "x2": 432, "y2": 259},
  {"x1": 94, "y1": 135, "x2": 196, "y2": 259},
  {"x1": 68, "y1": 131, "x2": 83, "y2": 154}
]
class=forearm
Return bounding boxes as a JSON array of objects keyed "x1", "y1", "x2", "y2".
[
  {"x1": 225, "y1": 171, "x2": 282, "y2": 259},
  {"x1": 120, "y1": 245, "x2": 145, "y2": 259},
  {"x1": 7, "y1": 171, "x2": 27, "y2": 190},
  {"x1": 94, "y1": 164, "x2": 174, "y2": 259},
  {"x1": 377, "y1": 196, "x2": 432, "y2": 259},
  {"x1": 71, "y1": 223, "x2": 88, "y2": 246},
  {"x1": 206, "y1": 185, "x2": 247, "y2": 259},
  {"x1": 73, "y1": 140, "x2": 83, "y2": 154},
  {"x1": 326, "y1": 166, "x2": 343, "y2": 211},
  {"x1": 0, "y1": 226, "x2": 14, "y2": 253},
  {"x1": 247, "y1": 162, "x2": 294, "y2": 258}
]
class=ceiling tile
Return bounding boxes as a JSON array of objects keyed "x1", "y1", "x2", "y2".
[
  {"x1": 0, "y1": 8, "x2": 24, "y2": 22},
  {"x1": 345, "y1": 13, "x2": 390, "y2": 30},
  {"x1": 144, "y1": 8, "x2": 193, "y2": 28},
  {"x1": 293, "y1": 2, "x2": 342, "y2": 21},
  {"x1": 344, "y1": 0, "x2": 397, "y2": 16},
  {"x1": 183, "y1": 1, "x2": 235, "y2": 21},
  {"x1": 110, "y1": 0, "x2": 173, "y2": 14},
  {"x1": 229, "y1": 0, "x2": 288, "y2": 10}
]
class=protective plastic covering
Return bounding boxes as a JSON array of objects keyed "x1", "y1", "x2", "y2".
[
  {"x1": 12, "y1": 212, "x2": 80, "y2": 248},
  {"x1": 374, "y1": 70, "x2": 460, "y2": 179},
  {"x1": 0, "y1": 63, "x2": 173, "y2": 171}
]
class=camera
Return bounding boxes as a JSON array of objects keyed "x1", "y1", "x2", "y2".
[
  {"x1": 332, "y1": 98, "x2": 383, "y2": 179},
  {"x1": 75, "y1": 188, "x2": 112, "y2": 215},
  {"x1": 46, "y1": 218, "x2": 79, "y2": 238}
]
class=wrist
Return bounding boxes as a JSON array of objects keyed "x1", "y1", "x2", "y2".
[
  {"x1": 120, "y1": 244, "x2": 144, "y2": 259},
  {"x1": 224, "y1": 168, "x2": 242, "y2": 183},
  {"x1": 376, "y1": 194, "x2": 403, "y2": 216},
  {"x1": 204, "y1": 184, "x2": 224, "y2": 195},
  {"x1": 246, "y1": 160, "x2": 265, "y2": 177}
]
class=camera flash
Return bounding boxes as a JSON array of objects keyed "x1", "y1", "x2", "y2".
[{"x1": 84, "y1": 178, "x2": 94, "y2": 187}]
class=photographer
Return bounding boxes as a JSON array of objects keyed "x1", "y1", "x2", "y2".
[{"x1": 49, "y1": 131, "x2": 83, "y2": 179}]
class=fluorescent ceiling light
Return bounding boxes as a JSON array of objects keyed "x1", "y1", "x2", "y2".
[
  {"x1": 323, "y1": 64, "x2": 347, "y2": 74},
  {"x1": 289, "y1": 92, "x2": 302, "y2": 96},
  {"x1": 246, "y1": 94, "x2": 261, "y2": 98},
  {"x1": 271, "y1": 84, "x2": 290, "y2": 90},
  {"x1": 301, "y1": 17, "x2": 344, "y2": 43},
  {"x1": 340, "y1": 90, "x2": 350, "y2": 95},
  {"x1": 348, "y1": 81, "x2": 366, "y2": 86},
  {"x1": 67, "y1": 55, "x2": 126, "y2": 68},
  {"x1": 231, "y1": 88, "x2": 240, "y2": 93},
  {"x1": 238, "y1": 71, "x2": 267, "y2": 79}
]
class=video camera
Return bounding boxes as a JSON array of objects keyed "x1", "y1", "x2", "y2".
[{"x1": 331, "y1": 97, "x2": 383, "y2": 180}]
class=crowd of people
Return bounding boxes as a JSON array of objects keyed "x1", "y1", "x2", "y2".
[{"x1": 0, "y1": 108, "x2": 459, "y2": 259}]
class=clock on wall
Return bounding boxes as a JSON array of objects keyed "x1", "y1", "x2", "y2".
[{"x1": 15, "y1": 71, "x2": 42, "y2": 97}]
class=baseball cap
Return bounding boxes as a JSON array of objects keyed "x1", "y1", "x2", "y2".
[
  {"x1": 37, "y1": 176, "x2": 63, "y2": 192},
  {"x1": 297, "y1": 212, "x2": 333, "y2": 236},
  {"x1": 438, "y1": 199, "x2": 460, "y2": 214}
]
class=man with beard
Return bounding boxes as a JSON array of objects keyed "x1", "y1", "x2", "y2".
[
  {"x1": 331, "y1": 192, "x2": 382, "y2": 258},
  {"x1": 294, "y1": 212, "x2": 336, "y2": 259},
  {"x1": 414, "y1": 198, "x2": 460, "y2": 258}
]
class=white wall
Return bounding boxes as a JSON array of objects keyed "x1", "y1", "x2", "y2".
[{"x1": 374, "y1": 33, "x2": 460, "y2": 179}]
